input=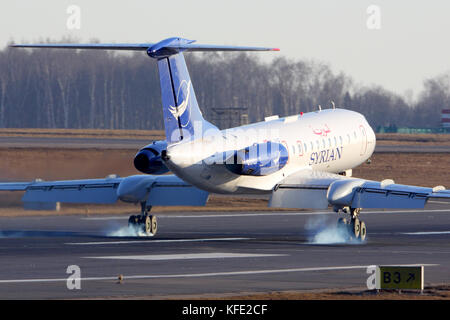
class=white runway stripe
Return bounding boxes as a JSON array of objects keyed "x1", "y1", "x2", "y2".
[
  {"x1": 0, "y1": 264, "x2": 438, "y2": 284},
  {"x1": 65, "y1": 237, "x2": 252, "y2": 246},
  {"x1": 427, "y1": 200, "x2": 450, "y2": 205},
  {"x1": 83, "y1": 252, "x2": 286, "y2": 261},
  {"x1": 401, "y1": 231, "x2": 450, "y2": 235}
]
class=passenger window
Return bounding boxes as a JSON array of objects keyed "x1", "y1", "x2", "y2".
[
  {"x1": 334, "y1": 137, "x2": 337, "y2": 146},
  {"x1": 322, "y1": 139, "x2": 325, "y2": 148},
  {"x1": 310, "y1": 142, "x2": 314, "y2": 151},
  {"x1": 339, "y1": 136, "x2": 343, "y2": 145},
  {"x1": 328, "y1": 138, "x2": 331, "y2": 147},
  {"x1": 304, "y1": 143, "x2": 307, "y2": 153}
]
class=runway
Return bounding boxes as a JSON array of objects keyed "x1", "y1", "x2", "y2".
[{"x1": 0, "y1": 207, "x2": 450, "y2": 299}]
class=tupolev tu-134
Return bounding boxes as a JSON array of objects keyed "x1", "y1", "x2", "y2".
[{"x1": 1, "y1": 37, "x2": 449, "y2": 240}]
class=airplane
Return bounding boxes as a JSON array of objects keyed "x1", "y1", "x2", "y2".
[{"x1": 1, "y1": 36, "x2": 450, "y2": 240}]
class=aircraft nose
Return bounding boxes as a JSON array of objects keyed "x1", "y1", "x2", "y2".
[{"x1": 369, "y1": 127, "x2": 376, "y2": 150}]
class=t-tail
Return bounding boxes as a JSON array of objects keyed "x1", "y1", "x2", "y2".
[
  {"x1": 11, "y1": 37, "x2": 279, "y2": 144},
  {"x1": 149, "y1": 38, "x2": 214, "y2": 144}
]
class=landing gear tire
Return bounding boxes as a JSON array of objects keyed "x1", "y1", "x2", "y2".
[
  {"x1": 360, "y1": 221, "x2": 367, "y2": 241},
  {"x1": 143, "y1": 215, "x2": 151, "y2": 235},
  {"x1": 127, "y1": 202, "x2": 157, "y2": 236},
  {"x1": 141, "y1": 215, "x2": 157, "y2": 236},
  {"x1": 150, "y1": 215, "x2": 157, "y2": 235},
  {"x1": 338, "y1": 207, "x2": 367, "y2": 242},
  {"x1": 351, "y1": 217, "x2": 361, "y2": 239},
  {"x1": 127, "y1": 214, "x2": 157, "y2": 236}
]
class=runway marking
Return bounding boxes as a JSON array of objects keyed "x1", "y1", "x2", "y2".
[
  {"x1": 427, "y1": 200, "x2": 450, "y2": 205},
  {"x1": 65, "y1": 237, "x2": 252, "y2": 246},
  {"x1": 83, "y1": 252, "x2": 287, "y2": 261},
  {"x1": 401, "y1": 231, "x2": 450, "y2": 235},
  {"x1": 0, "y1": 264, "x2": 438, "y2": 284},
  {"x1": 81, "y1": 209, "x2": 450, "y2": 220}
]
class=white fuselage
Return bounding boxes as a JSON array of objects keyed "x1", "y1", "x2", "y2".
[{"x1": 164, "y1": 108, "x2": 376, "y2": 194}]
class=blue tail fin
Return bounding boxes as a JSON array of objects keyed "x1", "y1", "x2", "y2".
[
  {"x1": 146, "y1": 37, "x2": 279, "y2": 144},
  {"x1": 157, "y1": 53, "x2": 213, "y2": 144}
]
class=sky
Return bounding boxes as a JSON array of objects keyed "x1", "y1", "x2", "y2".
[{"x1": 1, "y1": 0, "x2": 449, "y2": 99}]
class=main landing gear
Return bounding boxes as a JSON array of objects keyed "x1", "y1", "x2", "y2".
[
  {"x1": 128, "y1": 202, "x2": 157, "y2": 236},
  {"x1": 337, "y1": 207, "x2": 366, "y2": 242}
]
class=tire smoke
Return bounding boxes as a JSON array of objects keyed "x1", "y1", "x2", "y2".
[
  {"x1": 105, "y1": 223, "x2": 154, "y2": 237},
  {"x1": 304, "y1": 215, "x2": 364, "y2": 244}
]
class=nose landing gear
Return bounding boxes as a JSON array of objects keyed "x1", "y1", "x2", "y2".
[{"x1": 128, "y1": 202, "x2": 158, "y2": 236}]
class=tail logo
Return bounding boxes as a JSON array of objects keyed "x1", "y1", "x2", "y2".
[{"x1": 168, "y1": 80, "x2": 191, "y2": 126}]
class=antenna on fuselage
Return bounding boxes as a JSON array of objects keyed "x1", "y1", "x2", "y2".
[{"x1": 331, "y1": 101, "x2": 336, "y2": 109}]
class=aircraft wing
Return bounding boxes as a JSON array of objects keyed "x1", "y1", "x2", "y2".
[
  {"x1": 0, "y1": 175, "x2": 209, "y2": 209},
  {"x1": 0, "y1": 177, "x2": 123, "y2": 204},
  {"x1": 269, "y1": 169, "x2": 450, "y2": 209}
]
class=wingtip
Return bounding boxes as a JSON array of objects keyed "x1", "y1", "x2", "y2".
[{"x1": 272, "y1": 48, "x2": 280, "y2": 51}]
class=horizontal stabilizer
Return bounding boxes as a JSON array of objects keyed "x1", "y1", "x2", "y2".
[
  {"x1": 11, "y1": 37, "x2": 280, "y2": 57},
  {"x1": 10, "y1": 43, "x2": 151, "y2": 51}
]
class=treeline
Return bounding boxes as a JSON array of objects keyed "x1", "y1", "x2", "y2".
[{"x1": 0, "y1": 45, "x2": 449, "y2": 130}]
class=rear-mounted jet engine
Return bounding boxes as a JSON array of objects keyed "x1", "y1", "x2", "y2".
[{"x1": 134, "y1": 141, "x2": 169, "y2": 175}]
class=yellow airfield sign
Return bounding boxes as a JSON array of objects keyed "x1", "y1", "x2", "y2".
[{"x1": 376, "y1": 266, "x2": 424, "y2": 290}]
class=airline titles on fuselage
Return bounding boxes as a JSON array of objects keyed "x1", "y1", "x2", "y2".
[{"x1": 309, "y1": 146, "x2": 343, "y2": 165}]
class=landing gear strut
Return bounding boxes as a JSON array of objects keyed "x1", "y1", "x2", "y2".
[
  {"x1": 128, "y1": 202, "x2": 157, "y2": 236},
  {"x1": 337, "y1": 207, "x2": 366, "y2": 242}
]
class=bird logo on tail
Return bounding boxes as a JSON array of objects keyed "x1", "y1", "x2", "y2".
[{"x1": 168, "y1": 80, "x2": 191, "y2": 121}]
